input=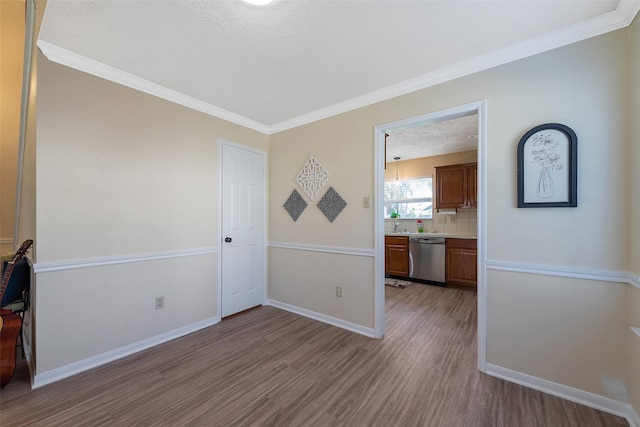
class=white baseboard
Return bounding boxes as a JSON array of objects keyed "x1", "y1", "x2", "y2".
[
  {"x1": 267, "y1": 299, "x2": 375, "y2": 338},
  {"x1": 486, "y1": 363, "x2": 635, "y2": 425},
  {"x1": 32, "y1": 316, "x2": 219, "y2": 388}
]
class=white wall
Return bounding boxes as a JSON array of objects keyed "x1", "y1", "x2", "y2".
[
  {"x1": 0, "y1": 1, "x2": 25, "y2": 253},
  {"x1": 628, "y1": 13, "x2": 640, "y2": 417},
  {"x1": 35, "y1": 255, "x2": 216, "y2": 372},
  {"x1": 628, "y1": 11, "x2": 640, "y2": 275},
  {"x1": 34, "y1": 54, "x2": 268, "y2": 375},
  {"x1": 270, "y1": 28, "x2": 630, "y2": 400},
  {"x1": 268, "y1": 117, "x2": 377, "y2": 328},
  {"x1": 16, "y1": 0, "x2": 43, "y2": 366},
  {"x1": 631, "y1": 286, "x2": 640, "y2": 416},
  {"x1": 484, "y1": 41, "x2": 628, "y2": 270},
  {"x1": 29, "y1": 7, "x2": 638, "y2": 411},
  {"x1": 487, "y1": 272, "x2": 627, "y2": 398},
  {"x1": 480, "y1": 28, "x2": 630, "y2": 402},
  {"x1": 630, "y1": 13, "x2": 640, "y2": 278}
]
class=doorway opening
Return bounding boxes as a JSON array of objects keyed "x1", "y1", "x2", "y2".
[{"x1": 374, "y1": 100, "x2": 487, "y2": 372}]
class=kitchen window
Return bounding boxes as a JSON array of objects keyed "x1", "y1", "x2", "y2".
[{"x1": 384, "y1": 176, "x2": 433, "y2": 219}]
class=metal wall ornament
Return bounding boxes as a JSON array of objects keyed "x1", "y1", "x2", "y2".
[
  {"x1": 317, "y1": 187, "x2": 347, "y2": 223},
  {"x1": 295, "y1": 155, "x2": 330, "y2": 200},
  {"x1": 517, "y1": 123, "x2": 577, "y2": 208},
  {"x1": 283, "y1": 189, "x2": 308, "y2": 222}
]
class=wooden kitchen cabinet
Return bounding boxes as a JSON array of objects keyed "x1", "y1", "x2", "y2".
[
  {"x1": 435, "y1": 162, "x2": 477, "y2": 210},
  {"x1": 385, "y1": 236, "x2": 409, "y2": 277},
  {"x1": 445, "y1": 238, "x2": 477, "y2": 289}
]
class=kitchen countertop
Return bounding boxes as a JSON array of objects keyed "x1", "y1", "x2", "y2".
[{"x1": 385, "y1": 232, "x2": 477, "y2": 239}]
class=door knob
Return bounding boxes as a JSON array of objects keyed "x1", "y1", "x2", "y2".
[{"x1": 225, "y1": 237, "x2": 232, "y2": 243}]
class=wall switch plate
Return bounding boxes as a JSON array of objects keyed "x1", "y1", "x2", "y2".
[
  {"x1": 336, "y1": 286, "x2": 342, "y2": 297},
  {"x1": 155, "y1": 296, "x2": 165, "y2": 310},
  {"x1": 363, "y1": 196, "x2": 370, "y2": 208}
]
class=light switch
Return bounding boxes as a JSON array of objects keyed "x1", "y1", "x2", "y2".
[{"x1": 363, "y1": 196, "x2": 371, "y2": 208}]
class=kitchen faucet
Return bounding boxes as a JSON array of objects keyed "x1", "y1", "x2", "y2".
[{"x1": 393, "y1": 222, "x2": 400, "y2": 233}]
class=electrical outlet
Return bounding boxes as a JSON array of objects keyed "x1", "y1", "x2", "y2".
[
  {"x1": 336, "y1": 286, "x2": 342, "y2": 298},
  {"x1": 448, "y1": 216, "x2": 456, "y2": 224},
  {"x1": 155, "y1": 296, "x2": 165, "y2": 310},
  {"x1": 436, "y1": 215, "x2": 447, "y2": 224}
]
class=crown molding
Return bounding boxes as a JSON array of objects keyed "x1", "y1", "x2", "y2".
[
  {"x1": 267, "y1": 0, "x2": 640, "y2": 134},
  {"x1": 36, "y1": 40, "x2": 270, "y2": 135},
  {"x1": 36, "y1": 1, "x2": 639, "y2": 135}
]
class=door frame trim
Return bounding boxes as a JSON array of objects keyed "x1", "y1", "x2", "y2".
[
  {"x1": 374, "y1": 99, "x2": 487, "y2": 372},
  {"x1": 217, "y1": 139, "x2": 268, "y2": 319}
]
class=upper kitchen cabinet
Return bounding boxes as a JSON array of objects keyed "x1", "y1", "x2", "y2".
[{"x1": 435, "y1": 162, "x2": 477, "y2": 210}]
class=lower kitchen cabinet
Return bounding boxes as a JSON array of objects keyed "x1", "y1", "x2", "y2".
[
  {"x1": 385, "y1": 236, "x2": 409, "y2": 277},
  {"x1": 445, "y1": 238, "x2": 477, "y2": 289}
]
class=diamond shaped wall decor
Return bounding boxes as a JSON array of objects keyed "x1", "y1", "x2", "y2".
[
  {"x1": 295, "y1": 155, "x2": 330, "y2": 200},
  {"x1": 317, "y1": 187, "x2": 347, "y2": 223},
  {"x1": 283, "y1": 189, "x2": 308, "y2": 222}
]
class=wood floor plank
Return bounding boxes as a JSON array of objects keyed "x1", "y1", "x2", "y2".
[{"x1": 0, "y1": 283, "x2": 629, "y2": 426}]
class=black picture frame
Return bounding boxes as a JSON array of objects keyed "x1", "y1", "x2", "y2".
[{"x1": 517, "y1": 123, "x2": 577, "y2": 208}]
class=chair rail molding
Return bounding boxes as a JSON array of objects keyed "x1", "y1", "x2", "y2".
[
  {"x1": 486, "y1": 259, "x2": 637, "y2": 289},
  {"x1": 268, "y1": 241, "x2": 375, "y2": 257},
  {"x1": 33, "y1": 247, "x2": 218, "y2": 273}
]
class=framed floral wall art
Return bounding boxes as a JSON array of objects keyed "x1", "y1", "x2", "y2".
[{"x1": 517, "y1": 123, "x2": 577, "y2": 208}]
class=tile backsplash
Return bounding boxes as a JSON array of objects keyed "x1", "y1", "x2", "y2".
[{"x1": 385, "y1": 209, "x2": 477, "y2": 236}]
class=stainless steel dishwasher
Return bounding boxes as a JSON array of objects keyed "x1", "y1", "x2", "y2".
[{"x1": 409, "y1": 237, "x2": 446, "y2": 285}]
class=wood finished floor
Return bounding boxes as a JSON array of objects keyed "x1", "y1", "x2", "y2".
[{"x1": 0, "y1": 283, "x2": 628, "y2": 426}]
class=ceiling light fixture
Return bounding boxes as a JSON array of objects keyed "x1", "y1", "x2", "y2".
[
  {"x1": 394, "y1": 157, "x2": 401, "y2": 180},
  {"x1": 242, "y1": 0, "x2": 277, "y2": 5}
]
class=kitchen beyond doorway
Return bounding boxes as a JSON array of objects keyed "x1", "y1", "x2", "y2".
[{"x1": 375, "y1": 99, "x2": 487, "y2": 368}]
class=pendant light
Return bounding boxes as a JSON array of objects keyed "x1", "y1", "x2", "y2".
[{"x1": 394, "y1": 157, "x2": 401, "y2": 180}]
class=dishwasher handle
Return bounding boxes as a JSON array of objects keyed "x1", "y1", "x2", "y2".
[
  {"x1": 408, "y1": 249, "x2": 414, "y2": 277},
  {"x1": 410, "y1": 237, "x2": 445, "y2": 245}
]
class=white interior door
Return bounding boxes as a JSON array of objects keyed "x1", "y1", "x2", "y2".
[{"x1": 221, "y1": 143, "x2": 266, "y2": 318}]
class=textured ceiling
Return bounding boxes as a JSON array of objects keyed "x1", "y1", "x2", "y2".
[
  {"x1": 386, "y1": 114, "x2": 478, "y2": 162},
  {"x1": 38, "y1": 0, "x2": 636, "y2": 133}
]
